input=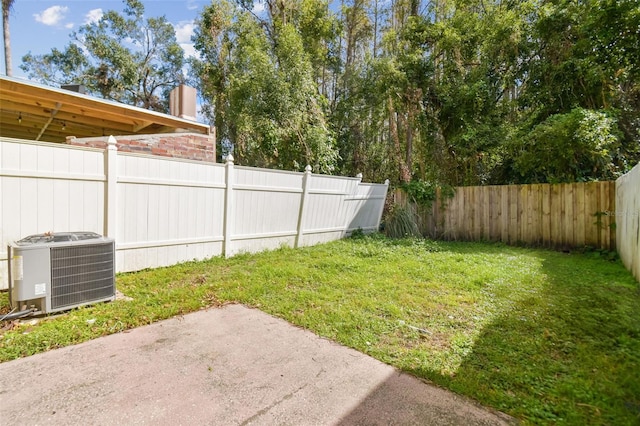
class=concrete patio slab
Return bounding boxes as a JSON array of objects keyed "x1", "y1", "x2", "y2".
[{"x1": 0, "y1": 305, "x2": 515, "y2": 425}]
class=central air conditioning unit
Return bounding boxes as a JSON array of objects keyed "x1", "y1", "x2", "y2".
[{"x1": 7, "y1": 232, "x2": 115, "y2": 315}]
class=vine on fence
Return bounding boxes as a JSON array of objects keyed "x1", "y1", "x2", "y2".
[{"x1": 402, "y1": 180, "x2": 455, "y2": 210}]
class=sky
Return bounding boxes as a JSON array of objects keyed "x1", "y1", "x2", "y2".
[{"x1": 1, "y1": 0, "x2": 267, "y2": 79}]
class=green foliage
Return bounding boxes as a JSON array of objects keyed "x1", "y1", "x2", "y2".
[
  {"x1": 402, "y1": 179, "x2": 438, "y2": 207},
  {"x1": 402, "y1": 179, "x2": 455, "y2": 209},
  {"x1": 191, "y1": 0, "x2": 338, "y2": 171},
  {"x1": 512, "y1": 108, "x2": 622, "y2": 183},
  {"x1": 20, "y1": 0, "x2": 184, "y2": 112},
  {"x1": 332, "y1": 0, "x2": 638, "y2": 185},
  {"x1": 21, "y1": 44, "x2": 90, "y2": 87},
  {"x1": 349, "y1": 227, "x2": 365, "y2": 239},
  {"x1": 2, "y1": 237, "x2": 638, "y2": 424},
  {"x1": 579, "y1": 245, "x2": 620, "y2": 262},
  {"x1": 12, "y1": 0, "x2": 640, "y2": 181}
]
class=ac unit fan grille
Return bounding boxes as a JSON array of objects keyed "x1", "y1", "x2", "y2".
[{"x1": 50, "y1": 242, "x2": 115, "y2": 309}]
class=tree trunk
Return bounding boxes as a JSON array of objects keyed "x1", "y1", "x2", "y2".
[
  {"x1": 372, "y1": 0, "x2": 378, "y2": 58},
  {"x1": 2, "y1": 0, "x2": 14, "y2": 77},
  {"x1": 388, "y1": 96, "x2": 411, "y2": 183}
]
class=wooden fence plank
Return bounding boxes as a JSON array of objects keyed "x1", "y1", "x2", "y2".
[
  {"x1": 542, "y1": 184, "x2": 551, "y2": 247},
  {"x1": 549, "y1": 184, "x2": 561, "y2": 249},
  {"x1": 481, "y1": 186, "x2": 489, "y2": 240},
  {"x1": 458, "y1": 187, "x2": 467, "y2": 240},
  {"x1": 519, "y1": 185, "x2": 528, "y2": 244},
  {"x1": 530, "y1": 184, "x2": 540, "y2": 245},
  {"x1": 600, "y1": 182, "x2": 612, "y2": 250},
  {"x1": 575, "y1": 183, "x2": 586, "y2": 247},
  {"x1": 528, "y1": 184, "x2": 537, "y2": 245},
  {"x1": 477, "y1": 186, "x2": 485, "y2": 240},
  {"x1": 523, "y1": 186, "x2": 529, "y2": 243},
  {"x1": 488, "y1": 186, "x2": 498, "y2": 241},
  {"x1": 585, "y1": 182, "x2": 600, "y2": 247},
  {"x1": 609, "y1": 180, "x2": 617, "y2": 250},
  {"x1": 500, "y1": 186, "x2": 509, "y2": 242},
  {"x1": 410, "y1": 180, "x2": 618, "y2": 251},
  {"x1": 564, "y1": 184, "x2": 575, "y2": 248},
  {"x1": 470, "y1": 186, "x2": 479, "y2": 240},
  {"x1": 445, "y1": 189, "x2": 455, "y2": 240},
  {"x1": 509, "y1": 185, "x2": 519, "y2": 245},
  {"x1": 432, "y1": 187, "x2": 442, "y2": 238}
]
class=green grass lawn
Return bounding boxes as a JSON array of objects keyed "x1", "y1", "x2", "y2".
[{"x1": 1, "y1": 235, "x2": 639, "y2": 425}]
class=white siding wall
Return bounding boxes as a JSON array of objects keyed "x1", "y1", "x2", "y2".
[
  {"x1": 616, "y1": 163, "x2": 640, "y2": 282},
  {"x1": 0, "y1": 138, "x2": 388, "y2": 289}
]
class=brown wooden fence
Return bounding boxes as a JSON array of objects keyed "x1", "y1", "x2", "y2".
[{"x1": 396, "y1": 181, "x2": 617, "y2": 251}]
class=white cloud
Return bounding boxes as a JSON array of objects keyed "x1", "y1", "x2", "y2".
[
  {"x1": 252, "y1": 1, "x2": 266, "y2": 14},
  {"x1": 180, "y1": 43, "x2": 198, "y2": 59},
  {"x1": 34, "y1": 5, "x2": 69, "y2": 26},
  {"x1": 174, "y1": 21, "x2": 198, "y2": 59},
  {"x1": 84, "y1": 9, "x2": 104, "y2": 25},
  {"x1": 174, "y1": 21, "x2": 195, "y2": 44},
  {"x1": 65, "y1": 23, "x2": 74, "y2": 29},
  {"x1": 187, "y1": 0, "x2": 200, "y2": 11}
]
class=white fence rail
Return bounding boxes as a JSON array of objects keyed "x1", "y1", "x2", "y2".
[
  {"x1": 616, "y1": 162, "x2": 640, "y2": 282},
  {"x1": 0, "y1": 137, "x2": 388, "y2": 290}
]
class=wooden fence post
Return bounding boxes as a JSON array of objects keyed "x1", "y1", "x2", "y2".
[
  {"x1": 104, "y1": 135, "x2": 118, "y2": 239},
  {"x1": 295, "y1": 165, "x2": 312, "y2": 248},
  {"x1": 223, "y1": 154, "x2": 235, "y2": 258}
]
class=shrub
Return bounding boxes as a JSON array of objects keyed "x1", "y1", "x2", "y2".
[
  {"x1": 513, "y1": 108, "x2": 622, "y2": 183},
  {"x1": 383, "y1": 203, "x2": 421, "y2": 238}
]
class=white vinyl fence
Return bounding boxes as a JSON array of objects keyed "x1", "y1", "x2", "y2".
[
  {"x1": 0, "y1": 137, "x2": 388, "y2": 290},
  {"x1": 616, "y1": 162, "x2": 640, "y2": 282}
]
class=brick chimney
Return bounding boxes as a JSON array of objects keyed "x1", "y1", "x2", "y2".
[{"x1": 169, "y1": 85, "x2": 197, "y2": 121}]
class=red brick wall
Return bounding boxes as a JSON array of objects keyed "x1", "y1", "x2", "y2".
[{"x1": 67, "y1": 133, "x2": 216, "y2": 162}]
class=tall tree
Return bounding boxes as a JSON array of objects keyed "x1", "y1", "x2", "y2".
[
  {"x1": 189, "y1": 0, "x2": 639, "y2": 183},
  {"x1": 504, "y1": 0, "x2": 640, "y2": 183},
  {"x1": 192, "y1": 0, "x2": 338, "y2": 171},
  {"x1": 332, "y1": 0, "x2": 378, "y2": 178},
  {"x1": 1, "y1": 0, "x2": 14, "y2": 76},
  {"x1": 21, "y1": 0, "x2": 185, "y2": 112},
  {"x1": 423, "y1": 0, "x2": 531, "y2": 185}
]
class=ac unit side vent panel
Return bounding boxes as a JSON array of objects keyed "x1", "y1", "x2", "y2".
[{"x1": 50, "y1": 243, "x2": 115, "y2": 310}]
